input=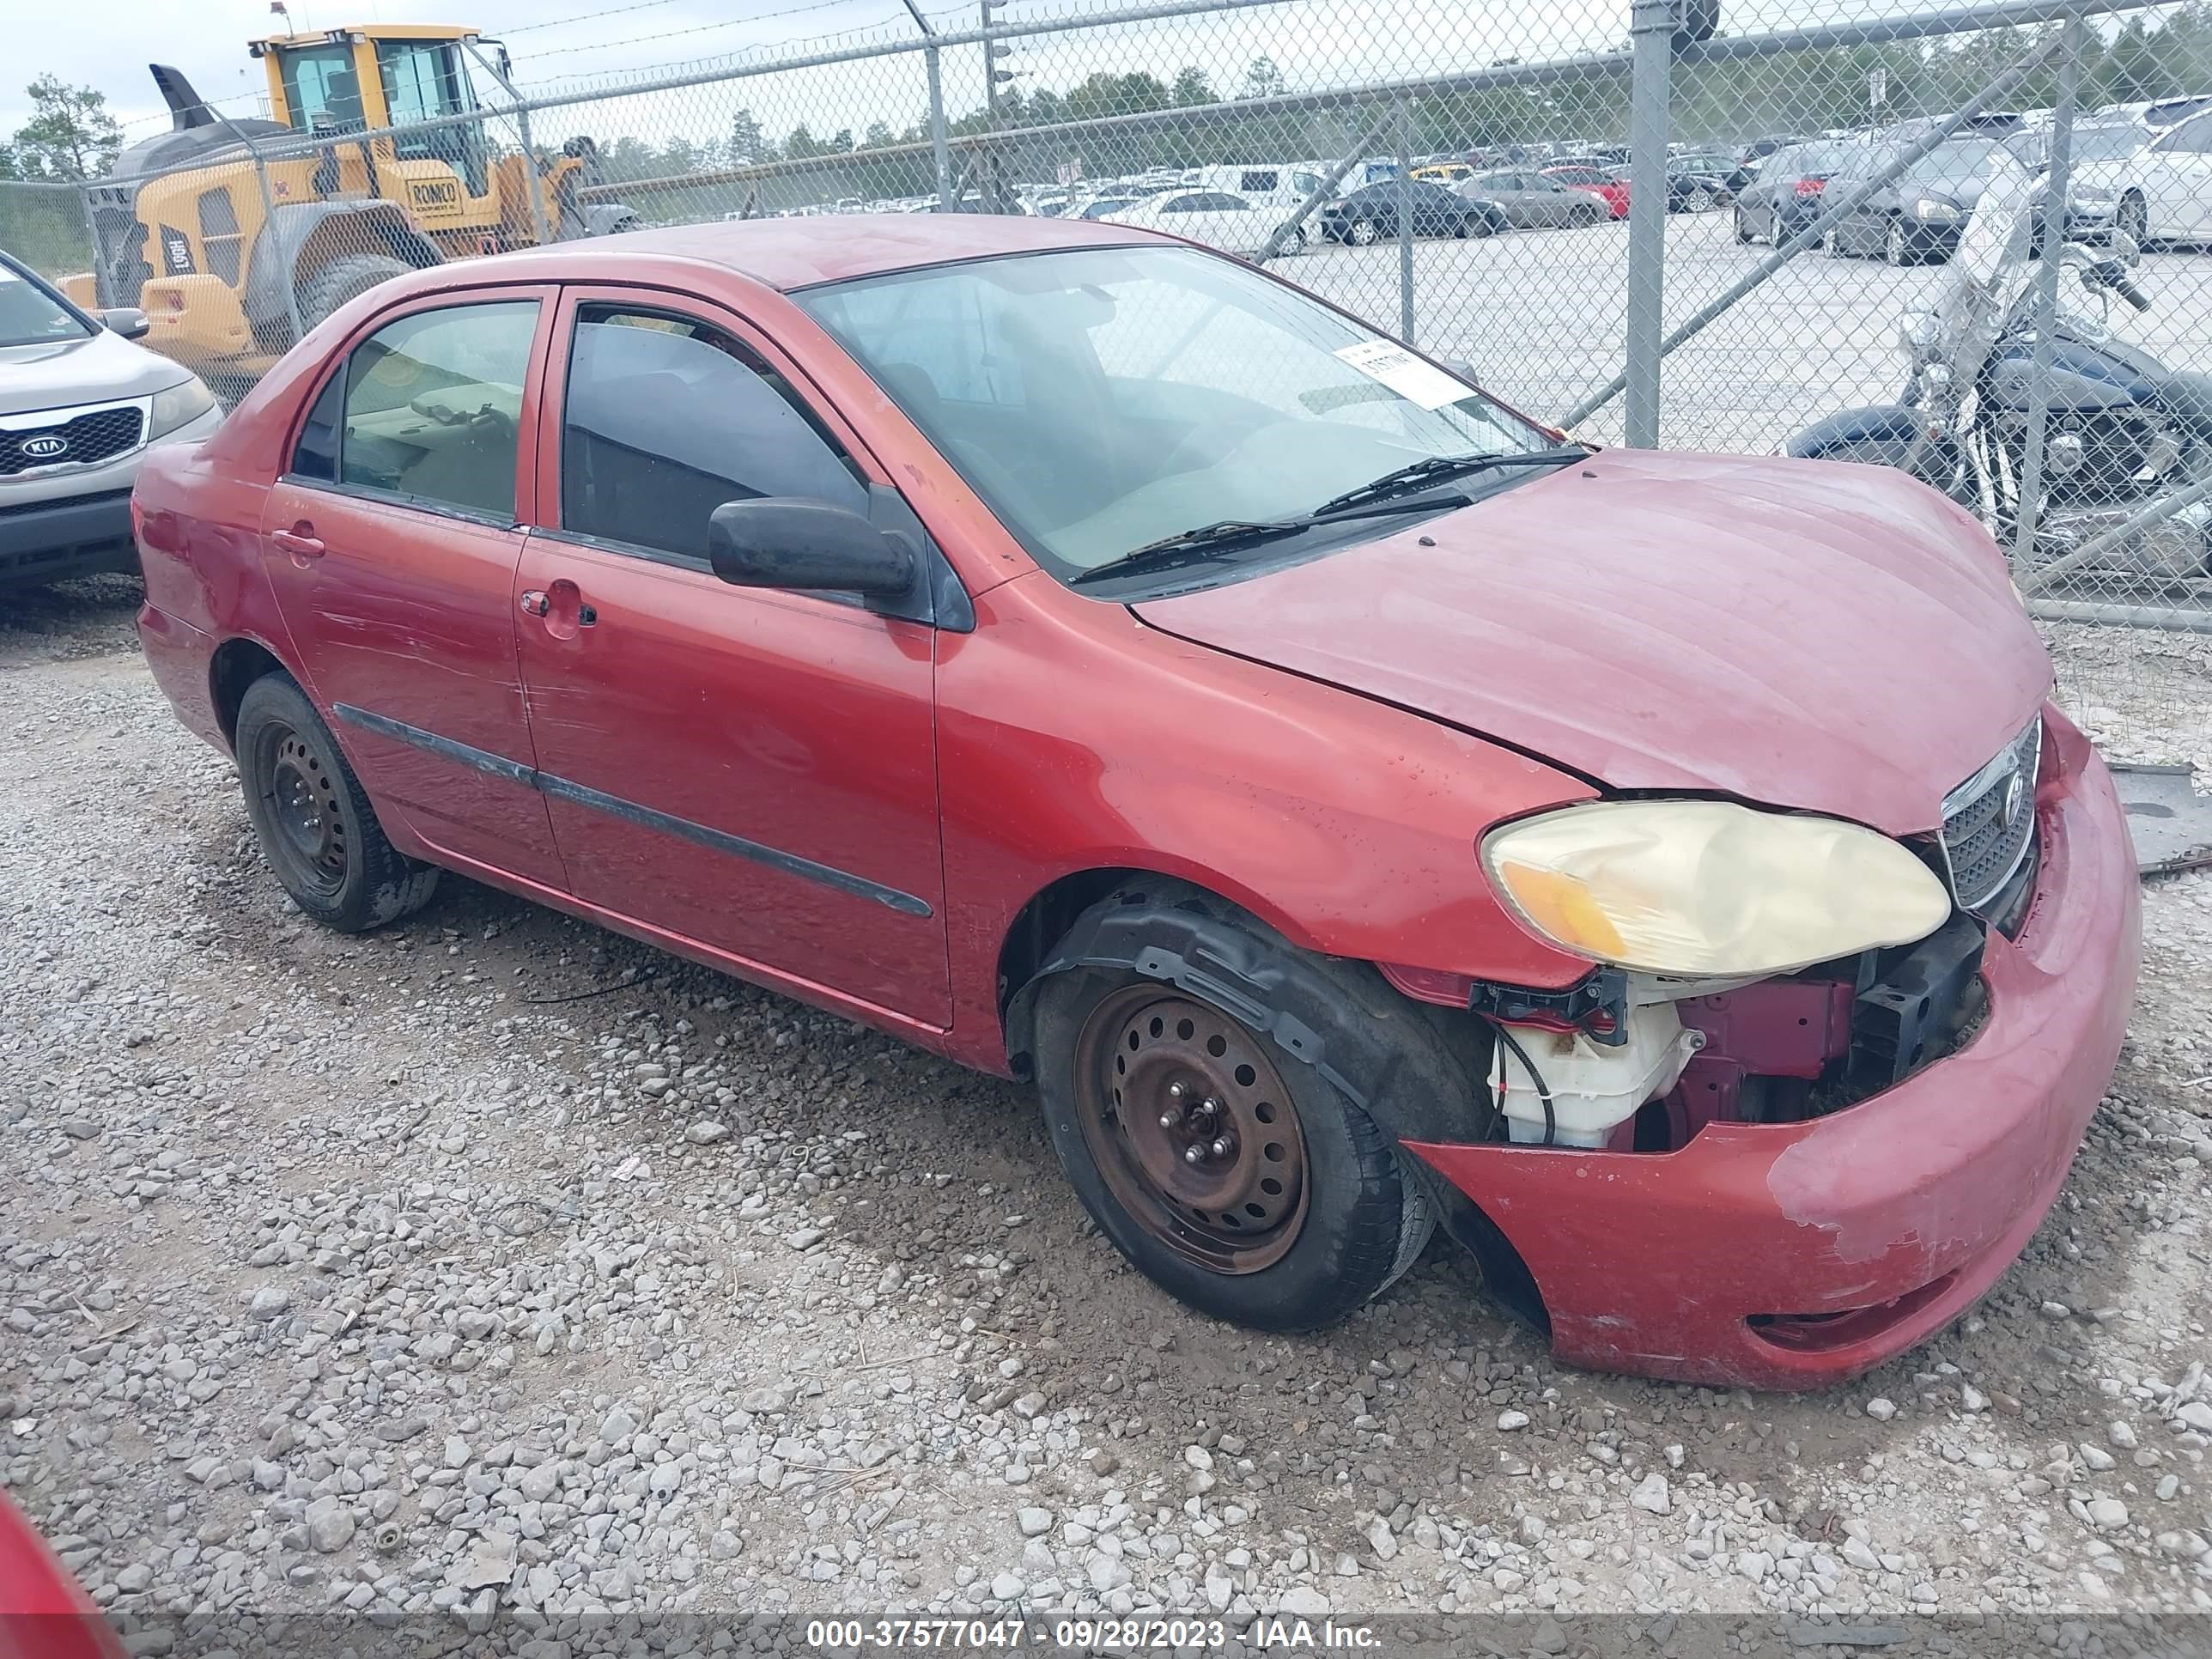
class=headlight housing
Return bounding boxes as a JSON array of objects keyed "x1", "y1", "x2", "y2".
[
  {"x1": 1910, "y1": 198, "x2": 1962, "y2": 222},
  {"x1": 1480, "y1": 800, "x2": 1953, "y2": 977},
  {"x1": 149, "y1": 375, "x2": 217, "y2": 439}
]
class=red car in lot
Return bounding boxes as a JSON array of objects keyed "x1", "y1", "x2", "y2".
[
  {"x1": 1540, "y1": 164, "x2": 1632, "y2": 219},
  {"x1": 131, "y1": 215, "x2": 2136, "y2": 1389}
]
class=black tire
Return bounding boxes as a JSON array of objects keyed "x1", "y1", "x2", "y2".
[
  {"x1": 2118, "y1": 193, "x2": 2148, "y2": 250},
  {"x1": 1571, "y1": 202, "x2": 1603, "y2": 228},
  {"x1": 1733, "y1": 207, "x2": 1754, "y2": 243},
  {"x1": 1347, "y1": 217, "x2": 1379, "y2": 247},
  {"x1": 234, "y1": 672, "x2": 439, "y2": 933},
  {"x1": 1031, "y1": 884, "x2": 1437, "y2": 1332},
  {"x1": 296, "y1": 252, "x2": 415, "y2": 330}
]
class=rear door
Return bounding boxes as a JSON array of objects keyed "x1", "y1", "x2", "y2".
[
  {"x1": 2143, "y1": 114, "x2": 2212, "y2": 237},
  {"x1": 258, "y1": 285, "x2": 568, "y2": 889},
  {"x1": 513, "y1": 289, "x2": 951, "y2": 1024}
]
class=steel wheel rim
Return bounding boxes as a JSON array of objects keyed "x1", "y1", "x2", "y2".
[
  {"x1": 1887, "y1": 221, "x2": 1905, "y2": 263},
  {"x1": 258, "y1": 724, "x2": 349, "y2": 899},
  {"x1": 1073, "y1": 985, "x2": 1310, "y2": 1274}
]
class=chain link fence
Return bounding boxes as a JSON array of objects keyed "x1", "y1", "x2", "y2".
[{"x1": 9, "y1": 0, "x2": 2212, "y2": 763}]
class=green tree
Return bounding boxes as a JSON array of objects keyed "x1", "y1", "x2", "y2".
[
  {"x1": 1171, "y1": 66, "x2": 1216, "y2": 106},
  {"x1": 9, "y1": 75, "x2": 122, "y2": 180},
  {"x1": 1239, "y1": 56, "x2": 1285, "y2": 101},
  {"x1": 728, "y1": 107, "x2": 769, "y2": 164}
]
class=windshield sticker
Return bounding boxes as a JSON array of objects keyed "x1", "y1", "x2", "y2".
[{"x1": 1332, "y1": 340, "x2": 1469, "y2": 410}]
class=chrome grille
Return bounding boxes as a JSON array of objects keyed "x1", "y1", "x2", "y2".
[
  {"x1": 1939, "y1": 717, "x2": 2042, "y2": 913},
  {"x1": 0, "y1": 405, "x2": 145, "y2": 477}
]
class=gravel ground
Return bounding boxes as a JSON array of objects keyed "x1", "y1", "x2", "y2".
[{"x1": 4, "y1": 575, "x2": 2212, "y2": 1652}]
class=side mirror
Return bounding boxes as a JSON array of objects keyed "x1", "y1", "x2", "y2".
[
  {"x1": 708, "y1": 499, "x2": 915, "y2": 597},
  {"x1": 100, "y1": 307, "x2": 151, "y2": 340}
]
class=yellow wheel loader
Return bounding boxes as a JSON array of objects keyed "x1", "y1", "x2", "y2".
[{"x1": 61, "y1": 25, "x2": 635, "y2": 385}]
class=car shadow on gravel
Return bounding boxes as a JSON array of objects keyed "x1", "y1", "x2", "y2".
[{"x1": 0, "y1": 574, "x2": 146, "y2": 664}]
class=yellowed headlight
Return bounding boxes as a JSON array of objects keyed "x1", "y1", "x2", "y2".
[{"x1": 1480, "y1": 800, "x2": 1953, "y2": 976}]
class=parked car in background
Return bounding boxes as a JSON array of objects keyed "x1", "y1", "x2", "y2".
[
  {"x1": 1454, "y1": 170, "x2": 1609, "y2": 229},
  {"x1": 1731, "y1": 140, "x2": 1848, "y2": 244},
  {"x1": 1320, "y1": 179, "x2": 1504, "y2": 243},
  {"x1": 1413, "y1": 161, "x2": 1474, "y2": 185},
  {"x1": 1184, "y1": 162, "x2": 1331, "y2": 222},
  {"x1": 1073, "y1": 194, "x2": 1143, "y2": 222},
  {"x1": 1103, "y1": 190, "x2": 1298, "y2": 255},
  {"x1": 2084, "y1": 106, "x2": 2212, "y2": 247},
  {"x1": 1738, "y1": 133, "x2": 1814, "y2": 167},
  {"x1": 1541, "y1": 163, "x2": 1631, "y2": 218},
  {"x1": 2, "y1": 248, "x2": 222, "y2": 592},
  {"x1": 129, "y1": 213, "x2": 2138, "y2": 1390},
  {"x1": 1820, "y1": 135, "x2": 2020, "y2": 263},
  {"x1": 1666, "y1": 152, "x2": 1747, "y2": 209}
]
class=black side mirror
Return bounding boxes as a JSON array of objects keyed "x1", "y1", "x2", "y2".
[
  {"x1": 708, "y1": 499, "x2": 915, "y2": 597},
  {"x1": 100, "y1": 307, "x2": 151, "y2": 340}
]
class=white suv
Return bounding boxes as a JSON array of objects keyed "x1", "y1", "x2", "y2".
[{"x1": 2, "y1": 249, "x2": 222, "y2": 592}]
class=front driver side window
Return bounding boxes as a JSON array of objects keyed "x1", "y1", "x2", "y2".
[
  {"x1": 559, "y1": 306, "x2": 867, "y2": 564},
  {"x1": 317, "y1": 300, "x2": 538, "y2": 519}
]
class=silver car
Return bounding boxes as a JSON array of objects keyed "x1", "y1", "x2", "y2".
[
  {"x1": 2, "y1": 250, "x2": 222, "y2": 591},
  {"x1": 1455, "y1": 170, "x2": 1608, "y2": 229}
]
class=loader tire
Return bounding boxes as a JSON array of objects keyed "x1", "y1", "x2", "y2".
[{"x1": 297, "y1": 253, "x2": 414, "y2": 331}]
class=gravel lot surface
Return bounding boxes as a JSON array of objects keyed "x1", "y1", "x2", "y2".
[{"x1": 5, "y1": 575, "x2": 2212, "y2": 1654}]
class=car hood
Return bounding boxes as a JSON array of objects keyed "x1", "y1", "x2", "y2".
[
  {"x1": 1131, "y1": 450, "x2": 2051, "y2": 836},
  {"x1": 0, "y1": 325, "x2": 185, "y2": 416}
]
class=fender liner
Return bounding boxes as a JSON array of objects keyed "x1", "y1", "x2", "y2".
[
  {"x1": 1786, "y1": 404, "x2": 1963, "y2": 489},
  {"x1": 1006, "y1": 883, "x2": 1545, "y2": 1326},
  {"x1": 242, "y1": 202, "x2": 443, "y2": 338}
]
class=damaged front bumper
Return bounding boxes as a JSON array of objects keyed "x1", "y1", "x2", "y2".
[{"x1": 1407, "y1": 707, "x2": 2138, "y2": 1390}]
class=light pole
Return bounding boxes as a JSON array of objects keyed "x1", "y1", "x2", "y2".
[{"x1": 980, "y1": 0, "x2": 1018, "y2": 210}]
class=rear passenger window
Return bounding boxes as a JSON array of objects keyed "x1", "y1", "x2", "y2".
[
  {"x1": 332, "y1": 301, "x2": 537, "y2": 519},
  {"x1": 558, "y1": 306, "x2": 866, "y2": 563}
]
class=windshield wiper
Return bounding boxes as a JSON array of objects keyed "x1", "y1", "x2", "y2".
[
  {"x1": 1067, "y1": 519, "x2": 1310, "y2": 586},
  {"x1": 1310, "y1": 447, "x2": 1589, "y2": 517}
]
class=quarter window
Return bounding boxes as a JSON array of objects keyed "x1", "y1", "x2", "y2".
[
  {"x1": 558, "y1": 306, "x2": 866, "y2": 562},
  {"x1": 308, "y1": 300, "x2": 537, "y2": 517}
]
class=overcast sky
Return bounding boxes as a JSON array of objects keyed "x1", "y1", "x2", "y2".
[{"x1": 4, "y1": 0, "x2": 2164, "y2": 163}]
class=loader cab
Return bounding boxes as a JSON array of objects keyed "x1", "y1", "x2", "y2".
[{"x1": 258, "y1": 26, "x2": 491, "y2": 199}]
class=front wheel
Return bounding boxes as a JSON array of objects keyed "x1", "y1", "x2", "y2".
[
  {"x1": 1884, "y1": 218, "x2": 1913, "y2": 265},
  {"x1": 1734, "y1": 207, "x2": 1754, "y2": 243},
  {"x1": 1031, "y1": 898, "x2": 1436, "y2": 1331},
  {"x1": 2118, "y1": 193, "x2": 2149, "y2": 249}
]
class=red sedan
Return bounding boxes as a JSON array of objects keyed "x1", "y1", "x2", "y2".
[
  {"x1": 1542, "y1": 164, "x2": 1631, "y2": 218},
  {"x1": 0, "y1": 1491, "x2": 128, "y2": 1659},
  {"x1": 131, "y1": 215, "x2": 2136, "y2": 1389}
]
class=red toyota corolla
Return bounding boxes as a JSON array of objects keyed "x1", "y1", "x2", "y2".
[{"x1": 131, "y1": 215, "x2": 2136, "y2": 1389}]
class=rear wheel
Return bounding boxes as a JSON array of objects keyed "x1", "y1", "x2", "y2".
[
  {"x1": 1348, "y1": 217, "x2": 1380, "y2": 246},
  {"x1": 234, "y1": 673, "x2": 438, "y2": 933},
  {"x1": 296, "y1": 252, "x2": 414, "y2": 330},
  {"x1": 1032, "y1": 892, "x2": 1436, "y2": 1331}
]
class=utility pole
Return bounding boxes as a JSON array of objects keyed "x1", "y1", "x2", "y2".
[{"x1": 980, "y1": 0, "x2": 1016, "y2": 211}]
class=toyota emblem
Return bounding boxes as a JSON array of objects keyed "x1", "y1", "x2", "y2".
[
  {"x1": 1999, "y1": 770, "x2": 2025, "y2": 830},
  {"x1": 21, "y1": 434, "x2": 69, "y2": 460}
]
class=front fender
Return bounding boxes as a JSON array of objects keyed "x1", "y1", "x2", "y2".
[{"x1": 1786, "y1": 404, "x2": 1962, "y2": 493}]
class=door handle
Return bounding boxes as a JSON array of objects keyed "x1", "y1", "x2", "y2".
[
  {"x1": 520, "y1": 589, "x2": 550, "y2": 617},
  {"x1": 271, "y1": 525, "x2": 324, "y2": 561}
]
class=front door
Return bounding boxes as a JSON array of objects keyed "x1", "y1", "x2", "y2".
[
  {"x1": 258, "y1": 286, "x2": 568, "y2": 890},
  {"x1": 514, "y1": 289, "x2": 950, "y2": 1025}
]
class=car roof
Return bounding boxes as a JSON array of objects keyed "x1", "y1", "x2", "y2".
[{"x1": 384, "y1": 213, "x2": 1161, "y2": 298}]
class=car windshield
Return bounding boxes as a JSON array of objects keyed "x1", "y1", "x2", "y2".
[
  {"x1": 798, "y1": 244, "x2": 1550, "y2": 584},
  {"x1": 2065, "y1": 124, "x2": 2148, "y2": 162},
  {"x1": 1906, "y1": 137, "x2": 2009, "y2": 191},
  {"x1": 0, "y1": 258, "x2": 93, "y2": 349}
]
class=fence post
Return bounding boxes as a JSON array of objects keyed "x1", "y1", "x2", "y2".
[
  {"x1": 900, "y1": 0, "x2": 957, "y2": 210},
  {"x1": 244, "y1": 134, "x2": 306, "y2": 346},
  {"x1": 1395, "y1": 100, "x2": 1415, "y2": 343},
  {"x1": 2010, "y1": 12, "x2": 2082, "y2": 572},
  {"x1": 1624, "y1": 0, "x2": 1674, "y2": 447},
  {"x1": 76, "y1": 183, "x2": 106, "y2": 305},
  {"x1": 465, "y1": 42, "x2": 552, "y2": 246}
]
